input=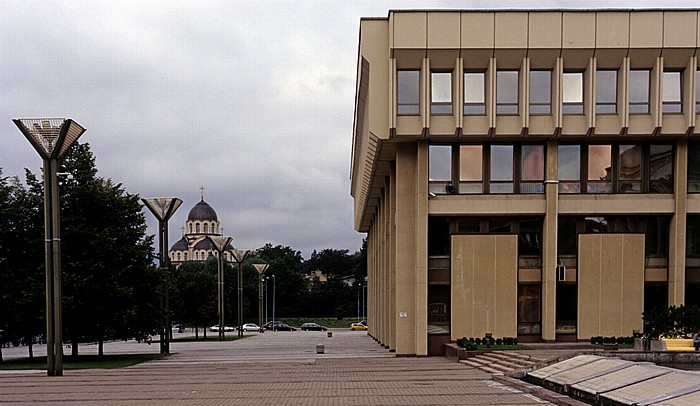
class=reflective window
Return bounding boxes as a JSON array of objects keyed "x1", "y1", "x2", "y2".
[
  {"x1": 459, "y1": 145, "x2": 483, "y2": 193},
  {"x1": 490, "y1": 145, "x2": 514, "y2": 193},
  {"x1": 663, "y1": 71, "x2": 682, "y2": 113},
  {"x1": 649, "y1": 144, "x2": 673, "y2": 193},
  {"x1": 397, "y1": 70, "x2": 420, "y2": 115},
  {"x1": 596, "y1": 70, "x2": 617, "y2": 114},
  {"x1": 629, "y1": 70, "x2": 650, "y2": 114},
  {"x1": 529, "y1": 70, "x2": 551, "y2": 115},
  {"x1": 464, "y1": 72, "x2": 486, "y2": 115},
  {"x1": 587, "y1": 145, "x2": 612, "y2": 193},
  {"x1": 521, "y1": 145, "x2": 544, "y2": 193},
  {"x1": 563, "y1": 72, "x2": 584, "y2": 114},
  {"x1": 496, "y1": 71, "x2": 519, "y2": 115},
  {"x1": 558, "y1": 145, "x2": 581, "y2": 193},
  {"x1": 689, "y1": 143, "x2": 700, "y2": 192},
  {"x1": 429, "y1": 145, "x2": 452, "y2": 194},
  {"x1": 431, "y1": 72, "x2": 452, "y2": 114},
  {"x1": 696, "y1": 70, "x2": 700, "y2": 113},
  {"x1": 518, "y1": 285, "x2": 541, "y2": 334},
  {"x1": 618, "y1": 145, "x2": 642, "y2": 193}
]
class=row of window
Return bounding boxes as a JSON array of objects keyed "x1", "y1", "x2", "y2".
[
  {"x1": 187, "y1": 222, "x2": 219, "y2": 234},
  {"x1": 171, "y1": 250, "x2": 233, "y2": 262},
  {"x1": 399, "y1": 69, "x2": 700, "y2": 116},
  {"x1": 429, "y1": 143, "x2": 674, "y2": 194}
]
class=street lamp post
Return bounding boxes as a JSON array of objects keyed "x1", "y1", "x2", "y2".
[
  {"x1": 252, "y1": 264, "x2": 269, "y2": 333},
  {"x1": 357, "y1": 283, "x2": 362, "y2": 322},
  {"x1": 271, "y1": 275, "x2": 276, "y2": 327},
  {"x1": 142, "y1": 197, "x2": 183, "y2": 354},
  {"x1": 231, "y1": 249, "x2": 250, "y2": 338},
  {"x1": 209, "y1": 236, "x2": 233, "y2": 341},
  {"x1": 14, "y1": 118, "x2": 86, "y2": 377}
]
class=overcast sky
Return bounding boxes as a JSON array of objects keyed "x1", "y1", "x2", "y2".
[{"x1": 0, "y1": 1, "x2": 692, "y2": 258}]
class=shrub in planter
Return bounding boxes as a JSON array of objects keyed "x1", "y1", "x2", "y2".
[
  {"x1": 590, "y1": 336, "x2": 603, "y2": 345},
  {"x1": 457, "y1": 337, "x2": 468, "y2": 347},
  {"x1": 468, "y1": 337, "x2": 475, "y2": 343},
  {"x1": 495, "y1": 338, "x2": 503, "y2": 345},
  {"x1": 463, "y1": 342, "x2": 478, "y2": 351},
  {"x1": 475, "y1": 337, "x2": 482, "y2": 345}
]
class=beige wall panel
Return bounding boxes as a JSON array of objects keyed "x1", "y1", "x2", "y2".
[
  {"x1": 528, "y1": 12, "x2": 562, "y2": 49},
  {"x1": 396, "y1": 116, "x2": 423, "y2": 136},
  {"x1": 596, "y1": 13, "x2": 630, "y2": 49},
  {"x1": 462, "y1": 50, "x2": 493, "y2": 69},
  {"x1": 562, "y1": 12, "x2": 595, "y2": 48},
  {"x1": 594, "y1": 50, "x2": 627, "y2": 69},
  {"x1": 428, "y1": 12, "x2": 460, "y2": 49},
  {"x1": 494, "y1": 49, "x2": 527, "y2": 69},
  {"x1": 688, "y1": 195, "x2": 700, "y2": 213},
  {"x1": 529, "y1": 116, "x2": 557, "y2": 136},
  {"x1": 461, "y1": 116, "x2": 490, "y2": 136},
  {"x1": 527, "y1": 50, "x2": 559, "y2": 69},
  {"x1": 561, "y1": 49, "x2": 595, "y2": 69},
  {"x1": 429, "y1": 195, "x2": 546, "y2": 216},
  {"x1": 429, "y1": 116, "x2": 458, "y2": 136},
  {"x1": 461, "y1": 12, "x2": 494, "y2": 49},
  {"x1": 427, "y1": 50, "x2": 459, "y2": 68},
  {"x1": 393, "y1": 50, "x2": 426, "y2": 69},
  {"x1": 578, "y1": 234, "x2": 644, "y2": 339},
  {"x1": 646, "y1": 268, "x2": 668, "y2": 282},
  {"x1": 495, "y1": 13, "x2": 528, "y2": 49},
  {"x1": 627, "y1": 49, "x2": 661, "y2": 69},
  {"x1": 628, "y1": 115, "x2": 655, "y2": 136},
  {"x1": 561, "y1": 115, "x2": 589, "y2": 136},
  {"x1": 559, "y1": 195, "x2": 675, "y2": 215},
  {"x1": 451, "y1": 235, "x2": 518, "y2": 340},
  {"x1": 495, "y1": 115, "x2": 524, "y2": 136},
  {"x1": 393, "y1": 12, "x2": 427, "y2": 49},
  {"x1": 630, "y1": 12, "x2": 663, "y2": 49},
  {"x1": 664, "y1": 11, "x2": 698, "y2": 48},
  {"x1": 593, "y1": 115, "x2": 623, "y2": 136},
  {"x1": 660, "y1": 115, "x2": 690, "y2": 136}
]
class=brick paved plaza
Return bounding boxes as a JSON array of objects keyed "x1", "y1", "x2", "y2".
[{"x1": 1, "y1": 329, "x2": 554, "y2": 405}]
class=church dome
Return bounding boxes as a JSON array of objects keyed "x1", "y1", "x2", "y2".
[
  {"x1": 187, "y1": 199, "x2": 218, "y2": 221},
  {"x1": 170, "y1": 237, "x2": 189, "y2": 252}
]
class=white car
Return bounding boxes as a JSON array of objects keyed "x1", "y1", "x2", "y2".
[
  {"x1": 209, "y1": 325, "x2": 235, "y2": 332},
  {"x1": 240, "y1": 323, "x2": 260, "y2": 332}
]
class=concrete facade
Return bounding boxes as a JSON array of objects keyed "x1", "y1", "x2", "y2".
[{"x1": 351, "y1": 10, "x2": 700, "y2": 356}]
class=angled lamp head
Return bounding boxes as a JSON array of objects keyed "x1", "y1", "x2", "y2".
[
  {"x1": 209, "y1": 235, "x2": 233, "y2": 253},
  {"x1": 14, "y1": 118, "x2": 86, "y2": 160},
  {"x1": 253, "y1": 263, "x2": 269, "y2": 275},
  {"x1": 142, "y1": 197, "x2": 183, "y2": 222},
  {"x1": 231, "y1": 249, "x2": 250, "y2": 264}
]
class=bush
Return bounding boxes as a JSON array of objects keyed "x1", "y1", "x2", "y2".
[
  {"x1": 475, "y1": 337, "x2": 482, "y2": 345},
  {"x1": 495, "y1": 338, "x2": 503, "y2": 345}
]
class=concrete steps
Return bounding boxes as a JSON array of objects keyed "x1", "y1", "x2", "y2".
[{"x1": 459, "y1": 351, "x2": 545, "y2": 376}]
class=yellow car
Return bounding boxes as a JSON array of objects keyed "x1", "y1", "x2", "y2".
[{"x1": 350, "y1": 323, "x2": 368, "y2": 331}]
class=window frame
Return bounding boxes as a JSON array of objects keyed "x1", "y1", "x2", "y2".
[
  {"x1": 496, "y1": 70, "x2": 519, "y2": 115},
  {"x1": 596, "y1": 69, "x2": 618, "y2": 114},
  {"x1": 463, "y1": 71, "x2": 486, "y2": 116},
  {"x1": 397, "y1": 70, "x2": 420, "y2": 116},
  {"x1": 431, "y1": 71, "x2": 453, "y2": 115},
  {"x1": 629, "y1": 69, "x2": 651, "y2": 114},
  {"x1": 529, "y1": 70, "x2": 552, "y2": 115},
  {"x1": 662, "y1": 70, "x2": 683, "y2": 114},
  {"x1": 562, "y1": 71, "x2": 584, "y2": 115}
]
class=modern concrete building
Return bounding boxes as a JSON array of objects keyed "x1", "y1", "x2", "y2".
[{"x1": 350, "y1": 9, "x2": 700, "y2": 356}]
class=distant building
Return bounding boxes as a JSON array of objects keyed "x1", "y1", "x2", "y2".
[
  {"x1": 169, "y1": 197, "x2": 234, "y2": 266},
  {"x1": 305, "y1": 269, "x2": 329, "y2": 284},
  {"x1": 351, "y1": 9, "x2": 700, "y2": 356}
]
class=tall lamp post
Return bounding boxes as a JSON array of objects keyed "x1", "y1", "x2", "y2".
[
  {"x1": 271, "y1": 275, "x2": 276, "y2": 327},
  {"x1": 142, "y1": 197, "x2": 183, "y2": 354},
  {"x1": 209, "y1": 236, "x2": 232, "y2": 341},
  {"x1": 14, "y1": 118, "x2": 86, "y2": 377},
  {"x1": 231, "y1": 249, "x2": 250, "y2": 338},
  {"x1": 252, "y1": 264, "x2": 269, "y2": 332}
]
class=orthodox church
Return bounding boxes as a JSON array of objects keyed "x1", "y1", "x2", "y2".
[{"x1": 169, "y1": 196, "x2": 234, "y2": 266}]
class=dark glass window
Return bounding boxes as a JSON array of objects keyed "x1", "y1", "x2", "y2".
[
  {"x1": 518, "y1": 284, "x2": 541, "y2": 335},
  {"x1": 520, "y1": 145, "x2": 544, "y2": 193},
  {"x1": 529, "y1": 70, "x2": 551, "y2": 115},
  {"x1": 696, "y1": 70, "x2": 700, "y2": 114},
  {"x1": 687, "y1": 216, "x2": 700, "y2": 258},
  {"x1": 490, "y1": 145, "x2": 514, "y2": 193},
  {"x1": 496, "y1": 71, "x2": 519, "y2": 115},
  {"x1": 558, "y1": 145, "x2": 581, "y2": 193},
  {"x1": 629, "y1": 70, "x2": 650, "y2": 114},
  {"x1": 429, "y1": 145, "x2": 452, "y2": 194},
  {"x1": 428, "y1": 217, "x2": 450, "y2": 256},
  {"x1": 563, "y1": 72, "x2": 584, "y2": 114},
  {"x1": 596, "y1": 70, "x2": 617, "y2": 114},
  {"x1": 649, "y1": 144, "x2": 673, "y2": 193},
  {"x1": 689, "y1": 142, "x2": 700, "y2": 192},
  {"x1": 464, "y1": 72, "x2": 486, "y2": 115},
  {"x1": 518, "y1": 218, "x2": 541, "y2": 256},
  {"x1": 618, "y1": 145, "x2": 642, "y2": 193},
  {"x1": 663, "y1": 71, "x2": 682, "y2": 114},
  {"x1": 397, "y1": 70, "x2": 420, "y2": 115},
  {"x1": 557, "y1": 217, "x2": 577, "y2": 255},
  {"x1": 459, "y1": 145, "x2": 483, "y2": 194},
  {"x1": 431, "y1": 72, "x2": 452, "y2": 114},
  {"x1": 489, "y1": 218, "x2": 512, "y2": 233},
  {"x1": 587, "y1": 145, "x2": 612, "y2": 193}
]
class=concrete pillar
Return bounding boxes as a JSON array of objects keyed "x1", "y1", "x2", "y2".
[
  {"x1": 542, "y1": 139, "x2": 559, "y2": 342},
  {"x1": 669, "y1": 139, "x2": 687, "y2": 306}
]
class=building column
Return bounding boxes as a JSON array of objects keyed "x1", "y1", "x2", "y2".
[
  {"x1": 541, "y1": 139, "x2": 558, "y2": 342},
  {"x1": 669, "y1": 139, "x2": 687, "y2": 306}
]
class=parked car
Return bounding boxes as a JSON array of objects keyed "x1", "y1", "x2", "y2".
[
  {"x1": 263, "y1": 321, "x2": 284, "y2": 331},
  {"x1": 350, "y1": 322, "x2": 368, "y2": 331},
  {"x1": 272, "y1": 323, "x2": 296, "y2": 331},
  {"x1": 300, "y1": 323, "x2": 327, "y2": 331},
  {"x1": 240, "y1": 323, "x2": 260, "y2": 332},
  {"x1": 210, "y1": 325, "x2": 235, "y2": 332}
]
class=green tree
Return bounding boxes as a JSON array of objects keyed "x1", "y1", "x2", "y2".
[
  {"x1": 170, "y1": 259, "x2": 218, "y2": 338},
  {"x1": 254, "y1": 244, "x2": 305, "y2": 318},
  {"x1": 46, "y1": 143, "x2": 159, "y2": 355},
  {"x1": 304, "y1": 249, "x2": 354, "y2": 279}
]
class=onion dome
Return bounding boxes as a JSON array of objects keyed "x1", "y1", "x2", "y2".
[
  {"x1": 170, "y1": 237, "x2": 189, "y2": 252},
  {"x1": 187, "y1": 199, "x2": 218, "y2": 222}
]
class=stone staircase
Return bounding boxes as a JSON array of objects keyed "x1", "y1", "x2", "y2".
[{"x1": 459, "y1": 351, "x2": 548, "y2": 376}]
